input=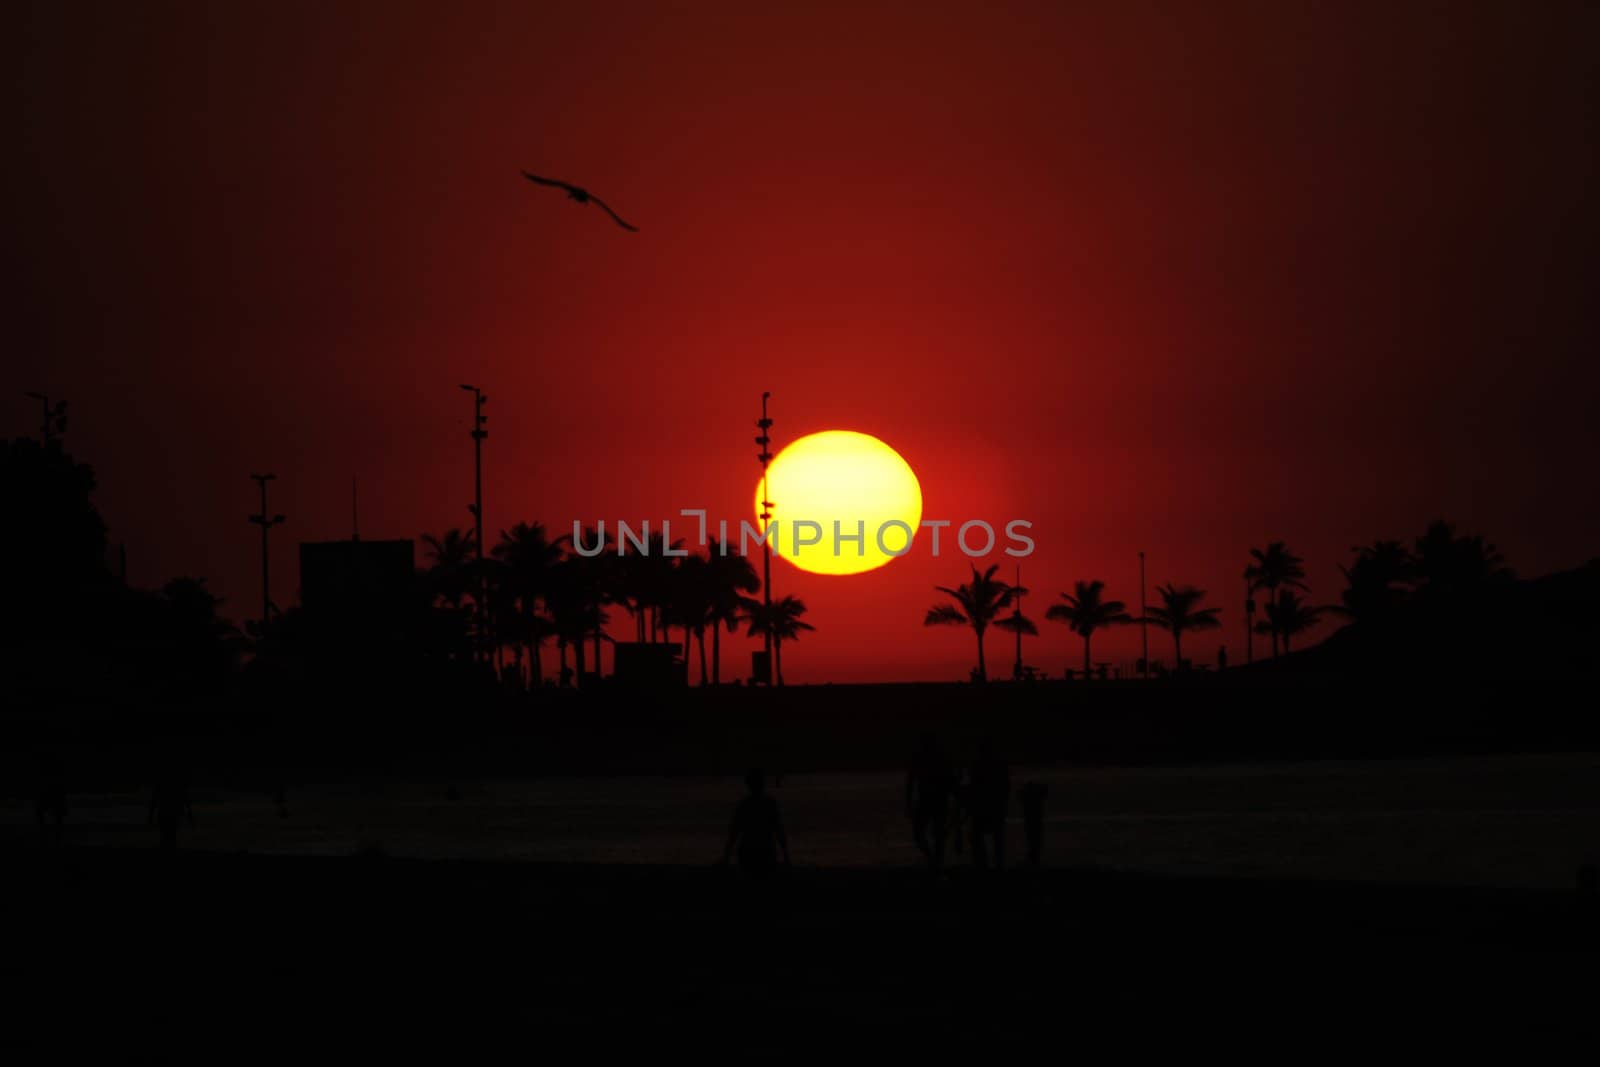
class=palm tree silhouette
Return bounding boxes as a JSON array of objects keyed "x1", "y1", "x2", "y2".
[
  {"x1": 704, "y1": 540, "x2": 760, "y2": 686},
  {"x1": 924, "y1": 564, "x2": 1020, "y2": 683},
  {"x1": 1143, "y1": 583, "x2": 1222, "y2": 670},
  {"x1": 740, "y1": 594, "x2": 813, "y2": 686},
  {"x1": 666, "y1": 554, "x2": 714, "y2": 684},
  {"x1": 1244, "y1": 542, "x2": 1308, "y2": 658},
  {"x1": 1256, "y1": 589, "x2": 1323, "y2": 653},
  {"x1": 422, "y1": 528, "x2": 477, "y2": 610},
  {"x1": 492, "y1": 522, "x2": 563, "y2": 685},
  {"x1": 1413, "y1": 520, "x2": 1512, "y2": 601},
  {"x1": 1337, "y1": 540, "x2": 1414, "y2": 624},
  {"x1": 1045, "y1": 579, "x2": 1134, "y2": 677}
]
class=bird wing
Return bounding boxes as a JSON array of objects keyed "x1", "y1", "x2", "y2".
[
  {"x1": 588, "y1": 195, "x2": 639, "y2": 232},
  {"x1": 521, "y1": 171, "x2": 578, "y2": 194}
]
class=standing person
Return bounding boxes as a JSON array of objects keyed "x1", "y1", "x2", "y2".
[
  {"x1": 722, "y1": 769, "x2": 790, "y2": 877},
  {"x1": 906, "y1": 733, "x2": 956, "y2": 873},
  {"x1": 1018, "y1": 782, "x2": 1048, "y2": 868},
  {"x1": 968, "y1": 741, "x2": 1011, "y2": 870},
  {"x1": 148, "y1": 760, "x2": 194, "y2": 851}
]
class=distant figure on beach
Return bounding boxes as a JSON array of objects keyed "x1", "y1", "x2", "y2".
[
  {"x1": 968, "y1": 742, "x2": 1011, "y2": 869},
  {"x1": 722, "y1": 769, "x2": 790, "y2": 876},
  {"x1": 148, "y1": 762, "x2": 194, "y2": 850},
  {"x1": 1217, "y1": 646, "x2": 1228, "y2": 671},
  {"x1": 34, "y1": 751, "x2": 67, "y2": 849},
  {"x1": 906, "y1": 733, "x2": 957, "y2": 873},
  {"x1": 1018, "y1": 782, "x2": 1048, "y2": 868}
]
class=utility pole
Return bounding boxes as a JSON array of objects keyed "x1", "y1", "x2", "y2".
[
  {"x1": 249, "y1": 474, "x2": 285, "y2": 633},
  {"x1": 1139, "y1": 550, "x2": 1149, "y2": 679},
  {"x1": 755, "y1": 392, "x2": 774, "y2": 685},
  {"x1": 460, "y1": 384, "x2": 488, "y2": 664},
  {"x1": 24, "y1": 392, "x2": 68, "y2": 445}
]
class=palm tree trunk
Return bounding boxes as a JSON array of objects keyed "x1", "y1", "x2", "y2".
[
  {"x1": 774, "y1": 636, "x2": 784, "y2": 686},
  {"x1": 530, "y1": 639, "x2": 542, "y2": 687},
  {"x1": 1083, "y1": 633, "x2": 1092, "y2": 677},
  {"x1": 1173, "y1": 631, "x2": 1183, "y2": 670},
  {"x1": 574, "y1": 634, "x2": 587, "y2": 684},
  {"x1": 696, "y1": 626, "x2": 708, "y2": 686},
  {"x1": 975, "y1": 626, "x2": 987, "y2": 682},
  {"x1": 712, "y1": 621, "x2": 722, "y2": 686},
  {"x1": 593, "y1": 626, "x2": 602, "y2": 679}
]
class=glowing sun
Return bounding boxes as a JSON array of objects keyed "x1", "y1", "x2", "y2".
[{"x1": 755, "y1": 430, "x2": 923, "y2": 576}]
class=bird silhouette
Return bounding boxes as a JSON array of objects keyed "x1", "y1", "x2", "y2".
[{"x1": 521, "y1": 171, "x2": 638, "y2": 232}]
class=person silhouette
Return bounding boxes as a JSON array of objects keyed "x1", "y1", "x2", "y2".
[
  {"x1": 722, "y1": 769, "x2": 790, "y2": 876},
  {"x1": 148, "y1": 760, "x2": 194, "y2": 850},
  {"x1": 906, "y1": 733, "x2": 956, "y2": 873},
  {"x1": 1217, "y1": 645, "x2": 1228, "y2": 671},
  {"x1": 968, "y1": 741, "x2": 1011, "y2": 870},
  {"x1": 1018, "y1": 781, "x2": 1048, "y2": 868},
  {"x1": 34, "y1": 750, "x2": 67, "y2": 849}
]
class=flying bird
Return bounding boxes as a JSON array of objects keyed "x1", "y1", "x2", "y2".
[{"x1": 520, "y1": 171, "x2": 638, "y2": 232}]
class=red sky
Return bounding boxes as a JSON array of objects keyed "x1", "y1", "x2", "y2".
[{"x1": 11, "y1": 1, "x2": 1600, "y2": 682}]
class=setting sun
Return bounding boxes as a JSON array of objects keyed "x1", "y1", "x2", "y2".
[{"x1": 756, "y1": 430, "x2": 923, "y2": 576}]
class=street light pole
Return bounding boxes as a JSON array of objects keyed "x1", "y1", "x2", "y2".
[
  {"x1": 755, "y1": 392, "x2": 774, "y2": 685},
  {"x1": 24, "y1": 392, "x2": 68, "y2": 445},
  {"x1": 249, "y1": 473, "x2": 285, "y2": 633},
  {"x1": 460, "y1": 384, "x2": 488, "y2": 664}
]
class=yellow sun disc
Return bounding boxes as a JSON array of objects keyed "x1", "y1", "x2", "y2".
[{"x1": 755, "y1": 430, "x2": 923, "y2": 576}]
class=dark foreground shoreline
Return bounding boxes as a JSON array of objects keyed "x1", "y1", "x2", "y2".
[{"x1": 9, "y1": 845, "x2": 1594, "y2": 1048}]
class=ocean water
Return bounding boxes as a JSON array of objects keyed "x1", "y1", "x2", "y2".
[{"x1": 8, "y1": 752, "x2": 1600, "y2": 889}]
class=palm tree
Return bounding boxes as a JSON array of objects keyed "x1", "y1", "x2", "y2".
[
  {"x1": 492, "y1": 522, "x2": 563, "y2": 685},
  {"x1": 421, "y1": 528, "x2": 477, "y2": 610},
  {"x1": 545, "y1": 556, "x2": 605, "y2": 685},
  {"x1": 1045, "y1": 579, "x2": 1133, "y2": 676},
  {"x1": 1257, "y1": 589, "x2": 1323, "y2": 653},
  {"x1": 923, "y1": 564, "x2": 1020, "y2": 682},
  {"x1": 1143, "y1": 583, "x2": 1222, "y2": 670},
  {"x1": 1244, "y1": 542, "x2": 1308, "y2": 657},
  {"x1": 704, "y1": 540, "x2": 759, "y2": 685},
  {"x1": 741, "y1": 594, "x2": 814, "y2": 686},
  {"x1": 1413, "y1": 520, "x2": 1511, "y2": 602},
  {"x1": 1336, "y1": 540, "x2": 1414, "y2": 624},
  {"x1": 666, "y1": 554, "x2": 714, "y2": 685}
]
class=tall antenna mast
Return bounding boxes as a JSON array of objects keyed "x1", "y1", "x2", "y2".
[
  {"x1": 249, "y1": 473, "x2": 285, "y2": 634},
  {"x1": 755, "y1": 391, "x2": 774, "y2": 685}
]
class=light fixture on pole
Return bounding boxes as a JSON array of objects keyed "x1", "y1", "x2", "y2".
[{"x1": 249, "y1": 473, "x2": 285, "y2": 633}]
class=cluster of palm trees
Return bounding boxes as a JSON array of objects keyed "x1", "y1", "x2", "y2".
[
  {"x1": 420, "y1": 524, "x2": 813, "y2": 686},
  {"x1": 922, "y1": 522, "x2": 1511, "y2": 681},
  {"x1": 923, "y1": 563, "x2": 1224, "y2": 682}
]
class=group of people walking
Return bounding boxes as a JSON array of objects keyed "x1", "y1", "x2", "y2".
[
  {"x1": 722, "y1": 734, "x2": 1048, "y2": 876},
  {"x1": 906, "y1": 733, "x2": 1046, "y2": 873}
]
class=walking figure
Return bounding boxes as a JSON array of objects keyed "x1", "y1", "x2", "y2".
[
  {"x1": 722, "y1": 769, "x2": 790, "y2": 876},
  {"x1": 906, "y1": 733, "x2": 957, "y2": 873},
  {"x1": 968, "y1": 741, "x2": 1011, "y2": 870}
]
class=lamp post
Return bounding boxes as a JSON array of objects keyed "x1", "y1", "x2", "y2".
[
  {"x1": 24, "y1": 392, "x2": 68, "y2": 445},
  {"x1": 755, "y1": 392, "x2": 774, "y2": 685},
  {"x1": 249, "y1": 474, "x2": 285, "y2": 633}
]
